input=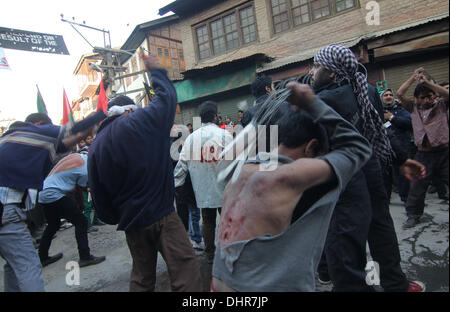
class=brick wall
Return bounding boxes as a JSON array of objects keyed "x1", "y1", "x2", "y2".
[{"x1": 177, "y1": 0, "x2": 449, "y2": 70}]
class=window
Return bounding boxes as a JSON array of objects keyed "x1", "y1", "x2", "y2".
[
  {"x1": 179, "y1": 51, "x2": 184, "y2": 60},
  {"x1": 271, "y1": 0, "x2": 290, "y2": 34},
  {"x1": 211, "y1": 19, "x2": 226, "y2": 54},
  {"x1": 291, "y1": 0, "x2": 311, "y2": 26},
  {"x1": 311, "y1": 0, "x2": 330, "y2": 19},
  {"x1": 336, "y1": 0, "x2": 355, "y2": 12},
  {"x1": 158, "y1": 48, "x2": 163, "y2": 56},
  {"x1": 240, "y1": 6, "x2": 257, "y2": 43},
  {"x1": 195, "y1": 4, "x2": 258, "y2": 60},
  {"x1": 164, "y1": 49, "x2": 170, "y2": 57},
  {"x1": 196, "y1": 25, "x2": 211, "y2": 59},
  {"x1": 270, "y1": 0, "x2": 357, "y2": 34}
]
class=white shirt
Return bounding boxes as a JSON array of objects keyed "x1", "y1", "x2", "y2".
[{"x1": 174, "y1": 123, "x2": 233, "y2": 209}]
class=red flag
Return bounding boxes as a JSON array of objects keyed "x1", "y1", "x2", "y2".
[
  {"x1": 62, "y1": 88, "x2": 74, "y2": 125},
  {"x1": 97, "y1": 75, "x2": 108, "y2": 113}
]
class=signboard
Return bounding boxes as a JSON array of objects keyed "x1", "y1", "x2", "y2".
[{"x1": 0, "y1": 27, "x2": 69, "y2": 55}]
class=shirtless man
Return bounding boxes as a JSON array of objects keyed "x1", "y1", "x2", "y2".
[{"x1": 212, "y1": 83, "x2": 424, "y2": 292}]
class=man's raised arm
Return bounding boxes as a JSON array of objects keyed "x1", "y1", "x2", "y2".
[
  {"x1": 138, "y1": 53, "x2": 178, "y2": 132},
  {"x1": 280, "y1": 83, "x2": 372, "y2": 193},
  {"x1": 397, "y1": 68, "x2": 424, "y2": 112}
]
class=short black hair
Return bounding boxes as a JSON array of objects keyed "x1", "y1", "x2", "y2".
[
  {"x1": 25, "y1": 113, "x2": 53, "y2": 125},
  {"x1": 251, "y1": 75, "x2": 272, "y2": 98},
  {"x1": 278, "y1": 111, "x2": 329, "y2": 155},
  {"x1": 8, "y1": 121, "x2": 28, "y2": 130},
  {"x1": 440, "y1": 82, "x2": 449, "y2": 87},
  {"x1": 107, "y1": 95, "x2": 134, "y2": 109},
  {"x1": 414, "y1": 83, "x2": 435, "y2": 98},
  {"x1": 198, "y1": 101, "x2": 218, "y2": 123},
  {"x1": 186, "y1": 123, "x2": 193, "y2": 127}
]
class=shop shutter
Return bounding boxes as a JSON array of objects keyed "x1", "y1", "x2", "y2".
[
  {"x1": 178, "y1": 102, "x2": 197, "y2": 126},
  {"x1": 217, "y1": 94, "x2": 254, "y2": 125},
  {"x1": 383, "y1": 56, "x2": 449, "y2": 98}
]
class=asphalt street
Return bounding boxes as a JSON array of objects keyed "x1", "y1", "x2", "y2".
[{"x1": 0, "y1": 192, "x2": 448, "y2": 292}]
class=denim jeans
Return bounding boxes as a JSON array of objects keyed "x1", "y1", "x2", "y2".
[
  {"x1": 0, "y1": 204, "x2": 45, "y2": 292},
  {"x1": 188, "y1": 205, "x2": 202, "y2": 243}
]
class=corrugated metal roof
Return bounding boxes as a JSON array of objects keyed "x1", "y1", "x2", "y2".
[
  {"x1": 159, "y1": 0, "x2": 226, "y2": 17},
  {"x1": 258, "y1": 13, "x2": 449, "y2": 73},
  {"x1": 370, "y1": 13, "x2": 448, "y2": 39},
  {"x1": 182, "y1": 53, "x2": 268, "y2": 77}
]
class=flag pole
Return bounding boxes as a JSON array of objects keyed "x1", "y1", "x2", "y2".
[{"x1": 36, "y1": 84, "x2": 48, "y2": 115}]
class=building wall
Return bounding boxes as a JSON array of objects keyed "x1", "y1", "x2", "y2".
[
  {"x1": 117, "y1": 21, "x2": 186, "y2": 111},
  {"x1": 147, "y1": 23, "x2": 186, "y2": 80},
  {"x1": 178, "y1": 0, "x2": 449, "y2": 70}
]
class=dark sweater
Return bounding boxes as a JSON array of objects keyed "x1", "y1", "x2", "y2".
[
  {"x1": 0, "y1": 124, "x2": 67, "y2": 190},
  {"x1": 88, "y1": 68, "x2": 178, "y2": 231}
]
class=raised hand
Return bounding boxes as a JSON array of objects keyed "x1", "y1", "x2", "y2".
[
  {"x1": 285, "y1": 82, "x2": 316, "y2": 109},
  {"x1": 141, "y1": 53, "x2": 159, "y2": 71}
]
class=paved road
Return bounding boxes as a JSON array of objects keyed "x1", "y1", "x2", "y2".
[{"x1": 0, "y1": 192, "x2": 448, "y2": 292}]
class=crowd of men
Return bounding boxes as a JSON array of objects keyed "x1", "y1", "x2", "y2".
[{"x1": 0, "y1": 46, "x2": 448, "y2": 292}]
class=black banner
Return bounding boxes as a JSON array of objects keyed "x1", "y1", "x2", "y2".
[{"x1": 0, "y1": 27, "x2": 69, "y2": 55}]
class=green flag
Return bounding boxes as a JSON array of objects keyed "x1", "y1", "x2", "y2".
[{"x1": 36, "y1": 85, "x2": 48, "y2": 115}]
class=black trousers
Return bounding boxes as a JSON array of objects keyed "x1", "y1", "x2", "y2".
[
  {"x1": 39, "y1": 196, "x2": 90, "y2": 260},
  {"x1": 201, "y1": 208, "x2": 221, "y2": 259},
  {"x1": 319, "y1": 156, "x2": 409, "y2": 291},
  {"x1": 406, "y1": 147, "x2": 449, "y2": 218},
  {"x1": 318, "y1": 170, "x2": 372, "y2": 291},
  {"x1": 384, "y1": 166, "x2": 411, "y2": 202},
  {"x1": 364, "y1": 156, "x2": 408, "y2": 292}
]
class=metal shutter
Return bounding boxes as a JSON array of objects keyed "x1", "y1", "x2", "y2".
[
  {"x1": 217, "y1": 94, "x2": 254, "y2": 125},
  {"x1": 383, "y1": 55, "x2": 449, "y2": 98},
  {"x1": 178, "y1": 102, "x2": 197, "y2": 126}
]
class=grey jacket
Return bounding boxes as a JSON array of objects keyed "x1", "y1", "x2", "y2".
[{"x1": 212, "y1": 97, "x2": 372, "y2": 292}]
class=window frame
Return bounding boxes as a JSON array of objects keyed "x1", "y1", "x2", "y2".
[
  {"x1": 268, "y1": 0, "x2": 360, "y2": 35},
  {"x1": 193, "y1": 1, "x2": 259, "y2": 61}
]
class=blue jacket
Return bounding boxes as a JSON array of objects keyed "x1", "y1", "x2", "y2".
[
  {"x1": 384, "y1": 101, "x2": 414, "y2": 156},
  {"x1": 88, "y1": 68, "x2": 178, "y2": 231}
]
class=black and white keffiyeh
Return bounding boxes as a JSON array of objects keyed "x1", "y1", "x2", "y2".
[{"x1": 314, "y1": 44, "x2": 394, "y2": 167}]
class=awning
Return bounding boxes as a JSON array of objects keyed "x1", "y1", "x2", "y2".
[
  {"x1": 374, "y1": 31, "x2": 449, "y2": 59},
  {"x1": 174, "y1": 64, "x2": 256, "y2": 104}
]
